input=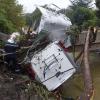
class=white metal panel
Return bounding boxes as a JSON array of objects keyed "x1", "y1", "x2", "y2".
[{"x1": 31, "y1": 42, "x2": 76, "y2": 91}]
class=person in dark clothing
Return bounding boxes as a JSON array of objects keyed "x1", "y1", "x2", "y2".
[
  {"x1": 4, "y1": 32, "x2": 20, "y2": 73},
  {"x1": 93, "y1": 27, "x2": 98, "y2": 42},
  {"x1": 89, "y1": 26, "x2": 98, "y2": 43}
]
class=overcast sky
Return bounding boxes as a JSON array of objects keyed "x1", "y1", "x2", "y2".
[{"x1": 17, "y1": 0, "x2": 71, "y2": 13}]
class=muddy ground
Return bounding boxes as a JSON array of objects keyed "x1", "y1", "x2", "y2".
[{"x1": 0, "y1": 52, "x2": 100, "y2": 100}]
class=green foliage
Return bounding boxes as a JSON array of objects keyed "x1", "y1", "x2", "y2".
[
  {"x1": 25, "y1": 13, "x2": 33, "y2": 26},
  {"x1": 0, "y1": 40, "x2": 4, "y2": 48},
  {"x1": 31, "y1": 8, "x2": 42, "y2": 30},
  {"x1": 32, "y1": 8, "x2": 42, "y2": 23},
  {"x1": 0, "y1": 0, "x2": 25, "y2": 34},
  {"x1": 0, "y1": 13, "x2": 16, "y2": 34},
  {"x1": 69, "y1": 0, "x2": 92, "y2": 8},
  {"x1": 22, "y1": 81, "x2": 56, "y2": 100},
  {"x1": 95, "y1": 0, "x2": 100, "y2": 9},
  {"x1": 20, "y1": 34, "x2": 27, "y2": 41},
  {"x1": 71, "y1": 7, "x2": 96, "y2": 25},
  {"x1": 70, "y1": 25, "x2": 80, "y2": 35},
  {"x1": 25, "y1": 8, "x2": 42, "y2": 31},
  {"x1": 65, "y1": 0, "x2": 97, "y2": 31},
  {"x1": 95, "y1": 0, "x2": 100, "y2": 26},
  {"x1": 69, "y1": 25, "x2": 80, "y2": 44},
  {"x1": 82, "y1": 18, "x2": 98, "y2": 28}
]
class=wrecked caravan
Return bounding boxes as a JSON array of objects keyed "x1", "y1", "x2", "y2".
[
  {"x1": 29, "y1": 6, "x2": 76, "y2": 91},
  {"x1": 32, "y1": 6, "x2": 72, "y2": 42},
  {"x1": 31, "y1": 42, "x2": 76, "y2": 91}
]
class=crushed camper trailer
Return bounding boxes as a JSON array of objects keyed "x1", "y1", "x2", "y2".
[
  {"x1": 25, "y1": 6, "x2": 77, "y2": 91},
  {"x1": 32, "y1": 6, "x2": 72, "y2": 42},
  {"x1": 0, "y1": 5, "x2": 77, "y2": 93},
  {"x1": 30, "y1": 42, "x2": 76, "y2": 91},
  {"x1": 0, "y1": 4, "x2": 95, "y2": 100}
]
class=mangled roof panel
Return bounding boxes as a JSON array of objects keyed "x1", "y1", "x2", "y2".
[
  {"x1": 36, "y1": 6, "x2": 72, "y2": 41},
  {"x1": 37, "y1": 6, "x2": 71, "y2": 31}
]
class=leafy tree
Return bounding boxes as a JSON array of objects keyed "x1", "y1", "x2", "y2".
[
  {"x1": 72, "y1": 7, "x2": 96, "y2": 24},
  {"x1": 24, "y1": 8, "x2": 42, "y2": 30},
  {"x1": 95, "y1": 0, "x2": 100, "y2": 9},
  {"x1": 0, "y1": 0, "x2": 25, "y2": 34},
  {"x1": 0, "y1": 14, "x2": 15, "y2": 33},
  {"x1": 95, "y1": 0, "x2": 100, "y2": 18},
  {"x1": 95, "y1": 0, "x2": 100, "y2": 26},
  {"x1": 65, "y1": 0, "x2": 97, "y2": 31},
  {"x1": 69, "y1": 0, "x2": 93, "y2": 8},
  {"x1": 25, "y1": 13, "x2": 33, "y2": 27}
]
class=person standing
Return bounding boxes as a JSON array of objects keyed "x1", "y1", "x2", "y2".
[{"x1": 4, "y1": 32, "x2": 21, "y2": 73}]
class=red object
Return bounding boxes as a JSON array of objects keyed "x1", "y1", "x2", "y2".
[
  {"x1": 26, "y1": 63, "x2": 35, "y2": 80},
  {"x1": 58, "y1": 41, "x2": 68, "y2": 52}
]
